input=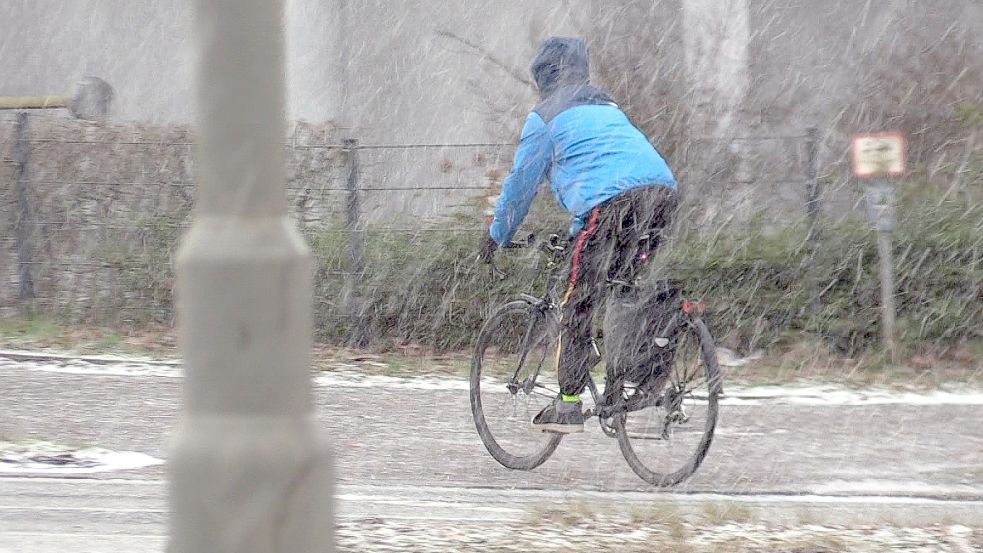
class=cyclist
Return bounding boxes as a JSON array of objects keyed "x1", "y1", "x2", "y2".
[{"x1": 478, "y1": 36, "x2": 678, "y2": 434}]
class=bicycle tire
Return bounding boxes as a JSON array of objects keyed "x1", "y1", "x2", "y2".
[
  {"x1": 613, "y1": 316, "x2": 721, "y2": 486},
  {"x1": 470, "y1": 299, "x2": 563, "y2": 470}
]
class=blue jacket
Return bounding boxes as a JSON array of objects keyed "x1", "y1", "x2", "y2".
[{"x1": 489, "y1": 37, "x2": 676, "y2": 244}]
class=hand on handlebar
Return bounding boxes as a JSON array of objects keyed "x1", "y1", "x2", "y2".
[{"x1": 477, "y1": 230, "x2": 498, "y2": 264}]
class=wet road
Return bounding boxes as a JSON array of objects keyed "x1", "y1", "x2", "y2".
[{"x1": 2, "y1": 353, "x2": 982, "y2": 551}]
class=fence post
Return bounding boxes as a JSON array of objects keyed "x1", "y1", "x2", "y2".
[
  {"x1": 865, "y1": 182, "x2": 899, "y2": 362},
  {"x1": 343, "y1": 138, "x2": 366, "y2": 345},
  {"x1": 13, "y1": 112, "x2": 35, "y2": 312},
  {"x1": 804, "y1": 127, "x2": 821, "y2": 250},
  {"x1": 876, "y1": 224, "x2": 897, "y2": 360},
  {"x1": 803, "y1": 127, "x2": 822, "y2": 315}
]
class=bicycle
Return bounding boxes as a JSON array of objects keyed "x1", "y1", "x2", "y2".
[{"x1": 470, "y1": 234, "x2": 723, "y2": 486}]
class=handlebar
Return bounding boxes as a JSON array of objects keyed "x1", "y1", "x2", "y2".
[
  {"x1": 502, "y1": 233, "x2": 567, "y2": 256},
  {"x1": 488, "y1": 233, "x2": 567, "y2": 280}
]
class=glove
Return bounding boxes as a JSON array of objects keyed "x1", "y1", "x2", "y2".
[{"x1": 477, "y1": 230, "x2": 498, "y2": 264}]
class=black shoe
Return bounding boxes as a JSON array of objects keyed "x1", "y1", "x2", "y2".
[{"x1": 532, "y1": 396, "x2": 585, "y2": 434}]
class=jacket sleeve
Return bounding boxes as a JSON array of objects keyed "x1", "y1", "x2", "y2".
[{"x1": 489, "y1": 113, "x2": 551, "y2": 245}]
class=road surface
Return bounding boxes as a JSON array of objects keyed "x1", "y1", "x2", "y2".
[{"x1": 2, "y1": 352, "x2": 982, "y2": 551}]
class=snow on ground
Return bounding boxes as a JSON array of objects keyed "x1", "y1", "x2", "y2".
[
  {"x1": 3, "y1": 349, "x2": 983, "y2": 406},
  {"x1": 0, "y1": 441, "x2": 163, "y2": 476}
]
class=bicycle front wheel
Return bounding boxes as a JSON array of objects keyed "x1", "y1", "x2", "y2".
[
  {"x1": 470, "y1": 300, "x2": 562, "y2": 470},
  {"x1": 613, "y1": 317, "x2": 722, "y2": 486}
]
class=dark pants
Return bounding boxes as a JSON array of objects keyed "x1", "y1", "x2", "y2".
[{"x1": 557, "y1": 185, "x2": 678, "y2": 396}]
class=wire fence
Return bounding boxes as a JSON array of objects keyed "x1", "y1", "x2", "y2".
[{"x1": 0, "y1": 113, "x2": 830, "y2": 338}]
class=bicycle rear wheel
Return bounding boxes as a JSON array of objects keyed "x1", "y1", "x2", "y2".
[
  {"x1": 470, "y1": 300, "x2": 562, "y2": 470},
  {"x1": 613, "y1": 317, "x2": 721, "y2": 486}
]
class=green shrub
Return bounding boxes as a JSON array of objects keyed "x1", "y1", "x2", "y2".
[
  {"x1": 664, "y1": 188, "x2": 982, "y2": 355},
  {"x1": 304, "y1": 186, "x2": 982, "y2": 355},
  {"x1": 33, "y1": 178, "x2": 982, "y2": 358}
]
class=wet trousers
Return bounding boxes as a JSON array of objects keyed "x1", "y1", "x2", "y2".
[{"x1": 556, "y1": 185, "x2": 678, "y2": 396}]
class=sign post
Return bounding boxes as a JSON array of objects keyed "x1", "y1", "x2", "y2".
[{"x1": 852, "y1": 132, "x2": 906, "y2": 361}]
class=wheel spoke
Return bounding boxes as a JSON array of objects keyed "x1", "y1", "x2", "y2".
[
  {"x1": 614, "y1": 319, "x2": 720, "y2": 487},
  {"x1": 511, "y1": 318, "x2": 545, "y2": 382},
  {"x1": 471, "y1": 302, "x2": 562, "y2": 471}
]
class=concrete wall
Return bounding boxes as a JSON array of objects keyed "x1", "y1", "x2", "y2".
[
  {"x1": 746, "y1": 0, "x2": 983, "y2": 132},
  {"x1": 0, "y1": 0, "x2": 589, "y2": 130},
  {"x1": 319, "y1": 0, "x2": 594, "y2": 220},
  {"x1": 2, "y1": 0, "x2": 980, "y2": 225},
  {"x1": 0, "y1": 0, "x2": 193, "y2": 124},
  {"x1": 0, "y1": 0, "x2": 594, "y2": 222},
  {"x1": 3, "y1": 1, "x2": 979, "y2": 128}
]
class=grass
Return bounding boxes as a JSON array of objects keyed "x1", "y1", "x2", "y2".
[
  {"x1": 722, "y1": 336, "x2": 983, "y2": 389},
  {"x1": 0, "y1": 316, "x2": 176, "y2": 357},
  {"x1": 628, "y1": 503, "x2": 689, "y2": 541},
  {"x1": 701, "y1": 502, "x2": 756, "y2": 525},
  {"x1": 525, "y1": 501, "x2": 595, "y2": 527},
  {"x1": 515, "y1": 500, "x2": 911, "y2": 553},
  {"x1": 0, "y1": 317, "x2": 59, "y2": 343},
  {"x1": 704, "y1": 536, "x2": 847, "y2": 553},
  {"x1": 10, "y1": 173, "x2": 983, "y2": 364},
  {"x1": 3, "y1": 184, "x2": 982, "y2": 386}
]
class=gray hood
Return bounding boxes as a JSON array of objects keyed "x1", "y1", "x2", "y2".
[{"x1": 531, "y1": 37, "x2": 590, "y2": 99}]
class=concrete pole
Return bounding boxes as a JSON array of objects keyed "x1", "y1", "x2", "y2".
[
  {"x1": 864, "y1": 180, "x2": 899, "y2": 363},
  {"x1": 876, "y1": 229, "x2": 897, "y2": 361},
  {"x1": 13, "y1": 112, "x2": 35, "y2": 311},
  {"x1": 168, "y1": 0, "x2": 334, "y2": 552}
]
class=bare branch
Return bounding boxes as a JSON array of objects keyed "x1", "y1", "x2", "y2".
[{"x1": 435, "y1": 30, "x2": 537, "y2": 91}]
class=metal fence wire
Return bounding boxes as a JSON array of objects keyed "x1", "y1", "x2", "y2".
[{"x1": 0, "y1": 114, "x2": 824, "y2": 333}]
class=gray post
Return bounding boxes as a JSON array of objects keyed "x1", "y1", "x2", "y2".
[
  {"x1": 876, "y1": 229, "x2": 897, "y2": 359},
  {"x1": 864, "y1": 181, "x2": 898, "y2": 361},
  {"x1": 13, "y1": 112, "x2": 35, "y2": 311},
  {"x1": 344, "y1": 138, "x2": 363, "y2": 277},
  {"x1": 804, "y1": 127, "x2": 821, "y2": 250},
  {"x1": 168, "y1": 0, "x2": 334, "y2": 552},
  {"x1": 803, "y1": 127, "x2": 822, "y2": 315},
  {"x1": 343, "y1": 138, "x2": 365, "y2": 345}
]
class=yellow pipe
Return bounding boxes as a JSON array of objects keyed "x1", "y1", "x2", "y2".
[{"x1": 0, "y1": 96, "x2": 72, "y2": 110}]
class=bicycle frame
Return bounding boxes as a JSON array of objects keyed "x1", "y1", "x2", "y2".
[
  {"x1": 498, "y1": 234, "x2": 713, "y2": 428},
  {"x1": 475, "y1": 236, "x2": 722, "y2": 484}
]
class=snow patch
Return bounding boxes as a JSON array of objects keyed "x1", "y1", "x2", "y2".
[
  {"x1": 314, "y1": 371, "x2": 472, "y2": 391},
  {"x1": 715, "y1": 347, "x2": 764, "y2": 367},
  {"x1": 721, "y1": 385, "x2": 983, "y2": 406},
  {"x1": 807, "y1": 479, "x2": 983, "y2": 496},
  {"x1": 0, "y1": 441, "x2": 163, "y2": 476},
  {"x1": 5, "y1": 352, "x2": 983, "y2": 405}
]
